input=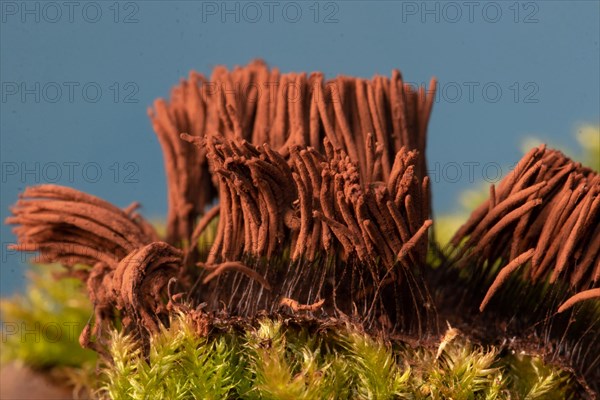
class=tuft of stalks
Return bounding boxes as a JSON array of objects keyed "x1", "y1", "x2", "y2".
[
  {"x1": 186, "y1": 134, "x2": 434, "y2": 332},
  {"x1": 446, "y1": 144, "x2": 600, "y2": 392},
  {"x1": 148, "y1": 60, "x2": 436, "y2": 249},
  {"x1": 449, "y1": 145, "x2": 599, "y2": 312}
]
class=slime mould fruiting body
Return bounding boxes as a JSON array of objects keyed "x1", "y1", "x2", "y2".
[{"x1": 5, "y1": 60, "x2": 600, "y2": 393}]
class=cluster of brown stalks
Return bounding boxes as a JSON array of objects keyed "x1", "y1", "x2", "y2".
[
  {"x1": 5, "y1": 60, "x2": 600, "y2": 394},
  {"x1": 6, "y1": 60, "x2": 437, "y2": 338},
  {"x1": 194, "y1": 135, "x2": 431, "y2": 269},
  {"x1": 149, "y1": 59, "x2": 436, "y2": 249},
  {"x1": 180, "y1": 134, "x2": 433, "y2": 329},
  {"x1": 449, "y1": 145, "x2": 600, "y2": 312},
  {"x1": 6, "y1": 60, "x2": 599, "y2": 369},
  {"x1": 5, "y1": 185, "x2": 181, "y2": 344}
]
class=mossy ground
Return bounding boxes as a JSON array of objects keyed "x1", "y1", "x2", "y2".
[
  {"x1": 100, "y1": 313, "x2": 575, "y2": 399},
  {"x1": 0, "y1": 259, "x2": 582, "y2": 399}
]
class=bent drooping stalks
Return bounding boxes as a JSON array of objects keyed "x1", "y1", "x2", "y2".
[
  {"x1": 449, "y1": 146, "x2": 599, "y2": 312},
  {"x1": 6, "y1": 185, "x2": 182, "y2": 345}
]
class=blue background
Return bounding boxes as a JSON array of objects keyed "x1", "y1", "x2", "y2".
[{"x1": 1, "y1": 0, "x2": 599, "y2": 295}]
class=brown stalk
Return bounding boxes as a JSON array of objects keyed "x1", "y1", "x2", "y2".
[
  {"x1": 279, "y1": 297, "x2": 325, "y2": 313},
  {"x1": 558, "y1": 289, "x2": 600, "y2": 313},
  {"x1": 479, "y1": 249, "x2": 535, "y2": 311},
  {"x1": 200, "y1": 261, "x2": 271, "y2": 290},
  {"x1": 451, "y1": 146, "x2": 598, "y2": 314}
]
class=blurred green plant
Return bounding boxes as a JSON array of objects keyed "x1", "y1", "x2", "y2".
[
  {"x1": 505, "y1": 354, "x2": 571, "y2": 400},
  {"x1": 1, "y1": 264, "x2": 98, "y2": 397},
  {"x1": 0, "y1": 264, "x2": 95, "y2": 368}
]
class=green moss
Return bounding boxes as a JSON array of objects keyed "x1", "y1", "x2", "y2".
[
  {"x1": 0, "y1": 243, "x2": 583, "y2": 399},
  {"x1": 98, "y1": 316, "x2": 575, "y2": 399},
  {"x1": 100, "y1": 313, "x2": 243, "y2": 399},
  {"x1": 0, "y1": 241, "x2": 585, "y2": 399},
  {"x1": 0, "y1": 267, "x2": 581, "y2": 398},
  {"x1": 504, "y1": 354, "x2": 570, "y2": 400}
]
